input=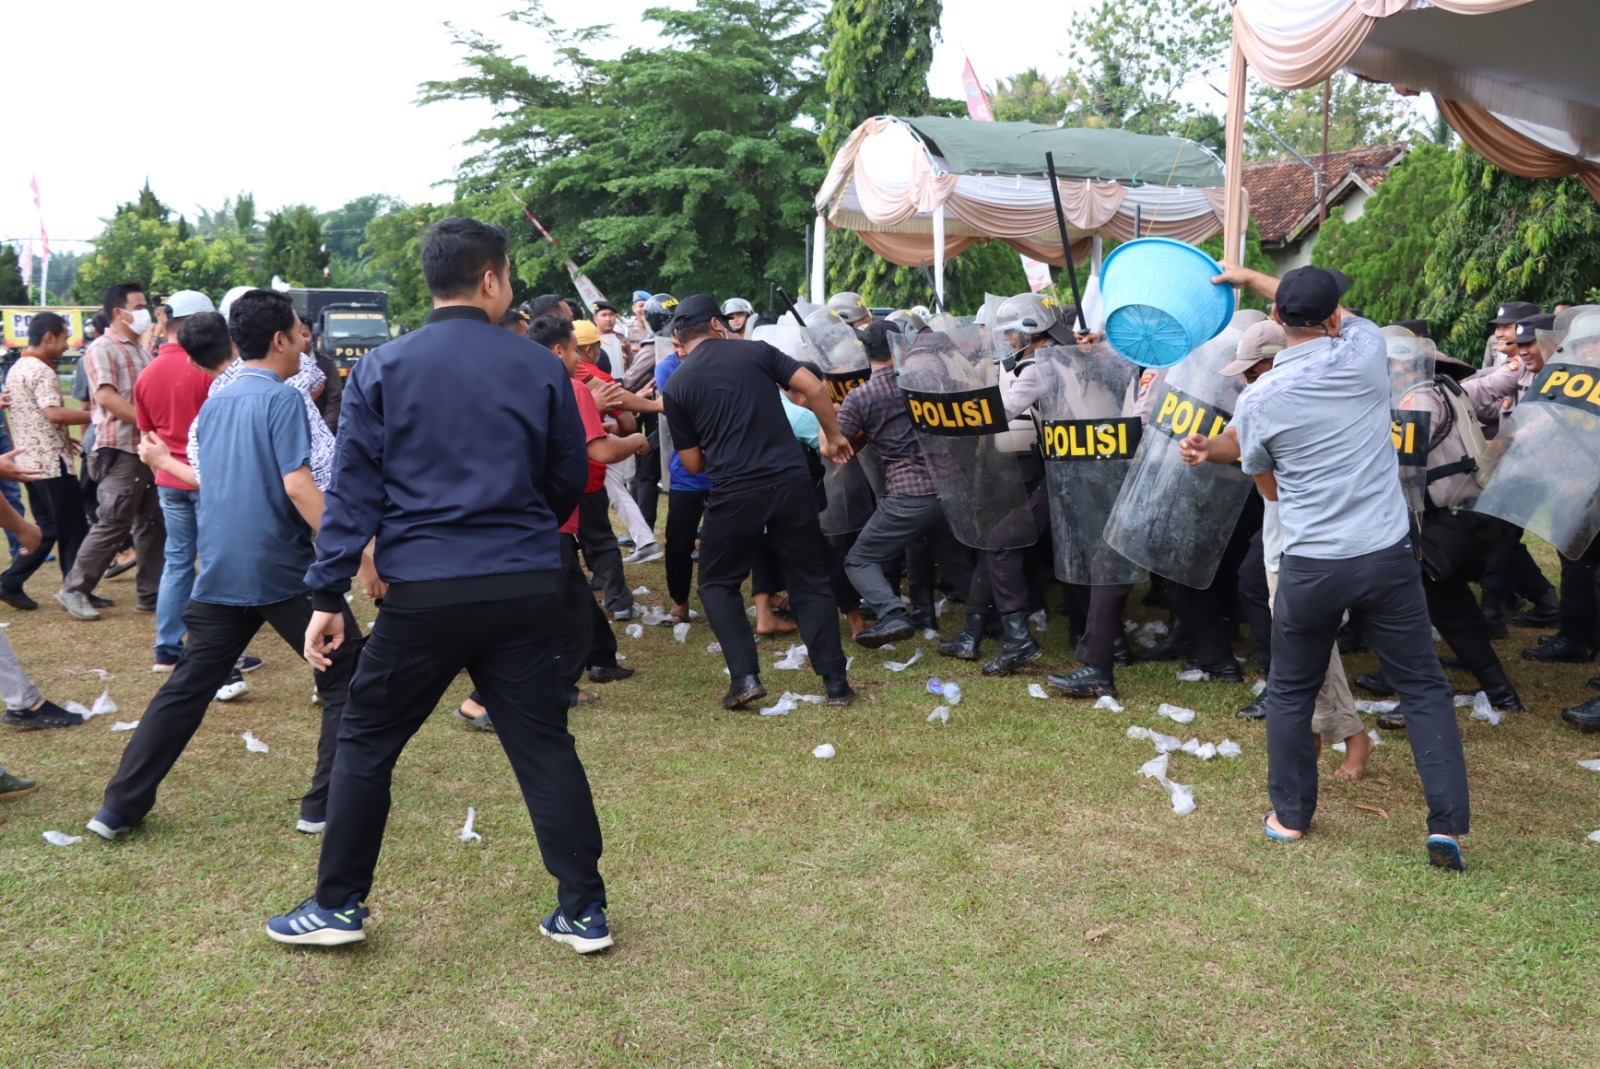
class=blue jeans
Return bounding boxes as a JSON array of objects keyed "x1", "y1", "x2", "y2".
[
  {"x1": 0, "y1": 426, "x2": 23, "y2": 557},
  {"x1": 155, "y1": 486, "x2": 199, "y2": 659}
]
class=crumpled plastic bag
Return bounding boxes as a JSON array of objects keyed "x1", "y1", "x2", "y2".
[
  {"x1": 706, "y1": 642, "x2": 722, "y2": 654},
  {"x1": 927, "y1": 705, "x2": 949, "y2": 724},
  {"x1": 1093, "y1": 695, "x2": 1125, "y2": 712},
  {"x1": 631, "y1": 585, "x2": 650, "y2": 596},
  {"x1": 1027, "y1": 683, "x2": 1049, "y2": 700},
  {"x1": 1134, "y1": 620, "x2": 1168, "y2": 649},
  {"x1": 774, "y1": 644, "x2": 808, "y2": 670},
  {"x1": 1028, "y1": 609, "x2": 1048, "y2": 633},
  {"x1": 639, "y1": 605, "x2": 672, "y2": 627},
  {"x1": 42, "y1": 831, "x2": 83, "y2": 846},
  {"x1": 1355, "y1": 699, "x2": 1398, "y2": 714},
  {"x1": 624, "y1": 623, "x2": 645, "y2": 639},
  {"x1": 458, "y1": 807, "x2": 482, "y2": 842},
  {"x1": 1136, "y1": 752, "x2": 1195, "y2": 814},
  {"x1": 1175, "y1": 669, "x2": 1209, "y2": 682},
  {"x1": 934, "y1": 597, "x2": 948, "y2": 619},
  {"x1": 110, "y1": 720, "x2": 139, "y2": 732},
  {"x1": 1123, "y1": 619, "x2": 1138, "y2": 633},
  {"x1": 1468, "y1": 691, "x2": 1504, "y2": 726},
  {"x1": 64, "y1": 701, "x2": 91, "y2": 719},
  {"x1": 1577, "y1": 759, "x2": 1600, "y2": 771},
  {"x1": 759, "y1": 691, "x2": 823, "y2": 717},
  {"x1": 921, "y1": 629, "x2": 938, "y2": 641},
  {"x1": 1252, "y1": 679, "x2": 1267, "y2": 697},
  {"x1": 1453, "y1": 693, "x2": 1475, "y2": 708},
  {"x1": 242, "y1": 731, "x2": 269, "y2": 753},
  {"x1": 1588, "y1": 829, "x2": 1600, "y2": 843},
  {"x1": 812, "y1": 743, "x2": 836, "y2": 759},
  {"x1": 1333, "y1": 729, "x2": 1384, "y2": 754},
  {"x1": 1157, "y1": 703, "x2": 1196, "y2": 725},
  {"x1": 67, "y1": 667, "x2": 113, "y2": 680},
  {"x1": 1217, "y1": 739, "x2": 1242, "y2": 758},
  {"x1": 1127, "y1": 725, "x2": 1183, "y2": 753},
  {"x1": 926, "y1": 677, "x2": 962, "y2": 705},
  {"x1": 1180, "y1": 738, "x2": 1219, "y2": 761},
  {"x1": 672, "y1": 622, "x2": 690, "y2": 643},
  {"x1": 884, "y1": 649, "x2": 923, "y2": 673}
]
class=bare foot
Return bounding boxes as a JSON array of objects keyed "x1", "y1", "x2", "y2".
[
  {"x1": 755, "y1": 614, "x2": 797, "y2": 636},
  {"x1": 847, "y1": 611, "x2": 865, "y2": 640},
  {"x1": 1335, "y1": 730, "x2": 1374, "y2": 781},
  {"x1": 1265, "y1": 811, "x2": 1303, "y2": 840}
]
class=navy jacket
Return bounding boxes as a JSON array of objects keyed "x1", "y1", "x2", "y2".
[{"x1": 307, "y1": 305, "x2": 588, "y2": 610}]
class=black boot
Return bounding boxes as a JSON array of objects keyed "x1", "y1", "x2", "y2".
[
  {"x1": 1236, "y1": 694, "x2": 1266, "y2": 720},
  {"x1": 1475, "y1": 662, "x2": 1523, "y2": 712},
  {"x1": 982, "y1": 612, "x2": 1043, "y2": 676},
  {"x1": 1047, "y1": 665, "x2": 1117, "y2": 698},
  {"x1": 1112, "y1": 635, "x2": 1132, "y2": 667},
  {"x1": 722, "y1": 674, "x2": 767, "y2": 710},
  {"x1": 855, "y1": 612, "x2": 916, "y2": 649},
  {"x1": 938, "y1": 612, "x2": 987, "y2": 660},
  {"x1": 907, "y1": 586, "x2": 937, "y2": 631},
  {"x1": 823, "y1": 673, "x2": 855, "y2": 707},
  {"x1": 1480, "y1": 590, "x2": 1509, "y2": 640},
  {"x1": 1561, "y1": 694, "x2": 1600, "y2": 731},
  {"x1": 1521, "y1": 633, "x2": 1596, "y2": 663},
  {"x1": 1193, "y1": 657, "x2": 1244, "y2": 683},
  {"x1": 1354, "y1": 671, "x2": 1395, "y2": 696},
  {"x1": 1509, "y1": 587, "x2": 1561, "y2": 629}
]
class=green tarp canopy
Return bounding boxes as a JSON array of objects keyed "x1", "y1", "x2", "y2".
[{"x1": 899, "y1": 116, "x2": 1224, "y2": 187}]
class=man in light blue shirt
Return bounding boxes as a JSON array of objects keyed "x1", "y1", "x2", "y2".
[{"x1": 1192, "y1": 264, "x2": 1469, "y2": 871}]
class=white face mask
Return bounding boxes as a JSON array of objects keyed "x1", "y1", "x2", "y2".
[{"x1": 124, "y1": 308, "x2": 152, "y2": 335}]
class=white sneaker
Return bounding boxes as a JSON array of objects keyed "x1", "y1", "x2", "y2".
[
  {"x1": 214, "y1": 674, "x2": 250, "y2": 702},
  {"x1": 295, "y1": 818, "x2": 326, "y2": 834},
  {"x1": 623, "y1": 542, "x2": 663, "y2": 565}
]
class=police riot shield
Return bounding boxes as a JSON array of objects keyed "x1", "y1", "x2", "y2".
[
  {"x1": 803, "y1": 314, "x2": 871, "y2": 404},
  {"x1": 1036, "y1": 343, "x2": 1148, "y2": 585},
  {"x1": 895, "y1": 319, "x2": 1039, "y2": 551},
  {"x1": 1101, "y1": 327, "x2": 1253, "y2": 587},
  {"x1": 1385, "y1": 329, "x2": 1436, "y2": 515},
  {"x1": 1469, "y1": 315, "x2": 1600, "y2": 559}
]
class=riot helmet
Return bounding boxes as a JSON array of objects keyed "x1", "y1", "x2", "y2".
[{"x1": 643, "y1": 293, "x2": 679, "y2": 333}]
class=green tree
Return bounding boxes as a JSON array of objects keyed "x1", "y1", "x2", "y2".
[
  {"x1": 1422, "y1": 150, "x2": 1600, "y2": 362},
  {"x1": 360, "y1": 202, "x2": 454, "y2": 330},
  {"x1": 74, "y1": 184, "x2": 258, "y2": 302},
  {"x1": 263, "y1": 204, "x2": 330, "y2": 286},
  {"x1": 1247, "y1": 74, "x2": 1418, "y2": 161},
  {"x1": 425, "y1": 0, "x2": 826, "y2": 303},
  {"x1": 990, "y1": 69, "x2": 1072, "y2": 126},
  {"x1": 1059, "y1": 0, "x2": 1229, "y2": 136},
  {"x1": 0, "y1": 245, "x2": 30, "y2": 304},
  {"x1": 321, "y1": 194, "x2": 407, "y2": 264},
  {"x1": 1312, "y1": 143, "x2": 1453, "y2": 325}
]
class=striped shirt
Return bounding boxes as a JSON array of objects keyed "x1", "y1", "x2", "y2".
[
  {"x1": 82, "y1": 332, "x2": 151, "y2": 454},
  {"x1": 836, "y1": 364, "x2": 936, "y2": 497}
]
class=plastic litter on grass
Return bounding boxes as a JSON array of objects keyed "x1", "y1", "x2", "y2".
[
  {"x1": 1468, "y1": 691, "x2": 1504, "y2": 726},
  {"x1": 926, "y1": 678, "x2": 962, "y2": 705},
  {"x1": 625, "y1": 623, "x2": 644, "y2": 639},
  {"x1": 242, "y1": 731, "x2": 269, "y2": 753},
  {"x1": 42, "y1": 831, "x2": 83, "y2": 846},
  {"x1": 774, "y1": 645, "x2": 808, "y2": 670},
  {"x1": 458, "y1": 807, "x2": 482, "y2": 842},
  {"x1": 812, "y1": 743, "x2": 836, "y2": 759},
  {"x1": 1157, "y1": 703, "x2": 1196, "y2": 724},
  {"x1": 927, "y1": 706, "x2": 949, "y2": 724},
  {"x1": 884, "y1": 649, "x2": 922, "y2": 672},
  {"x1": 1028, "y1": 683, "x2": 1049, "y2": 700},
  {"x1": 109, "y1": 720, "x2": 139, "y2": 732},
  {"x1": 672, "y1": 622, "x2": 690, "y2": 643},
  {"x1": 1093, "y1": 695, "x2": 1125, "y2": 712}
]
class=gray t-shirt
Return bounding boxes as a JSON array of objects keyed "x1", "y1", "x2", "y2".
[{"x1": 1231, "y1": 316, "x2": 1407, "y2": 560}]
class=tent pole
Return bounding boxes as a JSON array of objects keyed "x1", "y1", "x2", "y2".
[
  {"x1": 932, "y1": 203, "x2": 946, "y2": 310},
  {"x1": 1223, "y1": 21, "x2": 1249, "y2": 283},
  {"x1": 811, "y1": 215, "x2": 827, "y2": 303}
]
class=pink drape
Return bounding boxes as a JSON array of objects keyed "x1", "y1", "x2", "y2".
[
  {"x1": 1234, "y1": 0, "x2": 1534, "y2": 90},
  {"x1": 1437, "y1": 98, "x2": 1600, "y2": 202}
]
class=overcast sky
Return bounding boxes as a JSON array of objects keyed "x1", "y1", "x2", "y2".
[{"x1": 5, "y1": 0, "x2": 1112, "y2": 256}]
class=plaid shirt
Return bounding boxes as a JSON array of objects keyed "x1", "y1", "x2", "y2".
[
  {"x1": 836, "y1": 363, "x2": 936, "y2": 497},
  {"x1": 82, "y1": 331, "x2": 151, "y2": 454}
]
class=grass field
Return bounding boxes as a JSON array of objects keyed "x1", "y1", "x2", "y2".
[{"x1": 1, "y1": 537, "x2": 1597, "y2": 1068}]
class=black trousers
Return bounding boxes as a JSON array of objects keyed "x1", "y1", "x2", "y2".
[
  {"x1": 1078, "y1": 583, "x2": 1132, "y2": 674},
  {"x1": 697, "y1": 479, "x2": 846, "y2": 680},
  {"x1": 825, "y1": 534, "x2": 860, "y2": 615},
  {"x1": 1481, "y1": 524, "x2": 1555, "y2": 602},
  {"x1": 1268, "y1": 538, "x2": 1469, "y2": 835},
  {"x1": 1236, "y1": 529, "x2": 1273, "y2": 675},
  {"x1": 315, "y1": 586, "x2": 606, "y2": 915},
  {"x1": 630, "y1": 414, "x2": 660, "y2": 529},
  {"x1": 967, "y1": 482, "x2": 1050, "y2": 616},
  {"x1": 102, "y1": 595, "x2": 361, "y2": 823},
  {"x1": 1556, "y1": 536, "x2": 1600, "y2": 640},
  {"x1": 577, "y1": 489, "x2": 629, "y2": 615},
  {"x1": 1168, "y1": 496, "x2": 1262, "y2": 666},
  {"x1": 1, "y1": 469, "x2": 88, "y2": 594},
  {"x1": 664, "y1": 488, "x2": 708, "y2": 606},
  {"x1": 1419, "y1": 510, "x2": 1504, "y2": 676}
]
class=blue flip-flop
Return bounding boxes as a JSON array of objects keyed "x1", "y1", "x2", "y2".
[
  {"x1": 1263, "y1": 812, "x2": 1303, "y2": 842},
  {"x1": 1426, "y1": 834, "x2": 1465, "y2": 871}
]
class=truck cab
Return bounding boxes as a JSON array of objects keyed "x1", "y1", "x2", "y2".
[{"x1": 286, "y1": 288, "x2": 392, "y2": 376}]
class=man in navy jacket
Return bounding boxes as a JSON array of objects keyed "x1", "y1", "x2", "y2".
[{"x1": 267, "y1": 217, "x2": 615, "y2": 955}]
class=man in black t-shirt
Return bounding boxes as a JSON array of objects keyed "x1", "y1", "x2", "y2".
[{"x1": 661, "y1": 294, "x2": 856, "y2": 710}]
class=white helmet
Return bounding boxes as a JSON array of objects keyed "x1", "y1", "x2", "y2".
[
  {"x1": 722, "y1": 297, "x2": 754, "y2": 317},
  {"x1": 827, "y1": 291, "x2": 870, "y2": 324},
  {"x1": 885, "y1": 309, "x2": 926, "y2": 335},
  {"x1": 994, "y1": 292, "x2": 1067, "y2": 342},
  {"x1": 218, "y1": 285, "x2": 254, "y2": 321}
]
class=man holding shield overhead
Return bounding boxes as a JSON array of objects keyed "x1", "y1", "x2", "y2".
[{"x1": 1195, "y1": 264, "x2": 1469, "y2": 871}]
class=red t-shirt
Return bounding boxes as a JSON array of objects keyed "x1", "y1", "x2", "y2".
[
  {"x1": 134, "y1": 341, "x2": 213, "y2": 490},
  {"x1": 562, "y1": 378, "x2": 609, "y2": 534}
]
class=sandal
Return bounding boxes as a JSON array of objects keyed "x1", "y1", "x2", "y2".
[
  {"x1": 1263, "y1": 811, "x2": 1303, "y2": 843},
  {"x1": 1426, "y1": 835, "x2": 1465, "y2": 872},
  {"x1": 667, "y1": 606, "x2": 691, "y2": 626},
  {"x1": 452, "y1": 705, "x2": 495, "y2": 732}
]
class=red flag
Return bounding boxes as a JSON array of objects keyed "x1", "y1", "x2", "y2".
[
  {"x1": 961, "y1": 58, "x2": 994, "y2": 123},
  {"x1": 30, "y1": 175, "x2": 41, "y2": 211}
]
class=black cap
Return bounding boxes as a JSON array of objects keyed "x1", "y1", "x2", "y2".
[
  {"x1": 1274, "y1": 267, "x2": 1352, "y2": 327},
  {"x1": 1512, "y1": 312, "x2": 1555, "y2": 345},
  {"x1": 670, "y1": 293, "x2": 726, "y2": 331},
  {"x1": 592, "y1": 299, "x2": 617, "y2": 313},
  {"x1": 1490, "y1": 300, "x2": 1539, "y2": 326}
]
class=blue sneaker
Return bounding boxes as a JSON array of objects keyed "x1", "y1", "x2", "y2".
[
  {"x1": 86, "y1": 807, "x2": 136, "y2": 841},
  {"x1": 266, "y1": 893, "x2": 368, "y2": 946},
  {"x1": 238, "y1": 656, "x2": 263, "y2": 674},
  {"x1": 539, "y1": 902, "x2": 613, "y2": 954}
]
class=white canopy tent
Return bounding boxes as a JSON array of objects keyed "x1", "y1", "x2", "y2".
[
  {"x1": 1223, "y1": 0, "x2": 1600, "y2": 259},
  {"x1": 812, "y1": 116, "x2": 1231, "y2": 308}
]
